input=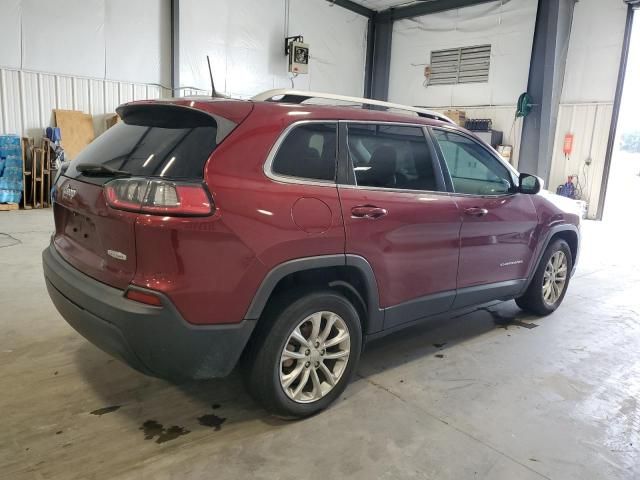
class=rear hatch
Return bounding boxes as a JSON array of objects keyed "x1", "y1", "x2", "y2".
[{"x1": 53, "y1": 100, "x2": 252, "y2": 289}]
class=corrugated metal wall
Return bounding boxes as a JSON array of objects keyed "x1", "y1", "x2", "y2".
[
  {"x1": 0, "y1": 67, "x2": 169, "y2": 139},
  {"x1": 549, "y1": 102, "x2": 614, "y2": 219}
]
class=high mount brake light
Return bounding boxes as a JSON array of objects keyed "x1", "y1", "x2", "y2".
[{"x1": 104, "y1": 178, "x2": 212, "y2": 216}]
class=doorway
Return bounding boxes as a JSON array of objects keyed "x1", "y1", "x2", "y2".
[{"x1": 602, "y1": 6, "x2": 639, "y2": 223}]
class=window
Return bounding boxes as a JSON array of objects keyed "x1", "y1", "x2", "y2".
[
  {"x1": 428, "y1": 45, "x2": 491, "y2": 86},
  {"x1": 66, "y1": 104, "x2": 230, "y2": 184},
  {"x1": 272, "y1": 123, "x2": 337, "y2": 182},
  {"x1": 347, "y1": 124, "x2": 440, "y2": 191},
  {"x1": 432, "y1": 129, "x2": 512, "y2": 196}
]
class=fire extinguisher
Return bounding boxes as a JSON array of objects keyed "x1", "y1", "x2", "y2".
[{"x1": 563, "y1": 133, "x2": 574, "y2": 157}]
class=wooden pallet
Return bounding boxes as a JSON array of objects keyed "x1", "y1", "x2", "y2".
[{"x1": 0, "y1": 203, "x2": 19, "y2": 211}]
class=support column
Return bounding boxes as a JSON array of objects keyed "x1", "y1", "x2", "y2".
[
  {"x1": 368, "y1": 12, "x2": 393, "y2": 101},
  {"x1": 519, "y1": 0, "x2": 576, "y2": 181},
  {"x1": 170, "y1": 0, "x2": 180, "y2": 97},
  {"x1": 364, "y1": 17, "x2": 375, "y2": 98}
]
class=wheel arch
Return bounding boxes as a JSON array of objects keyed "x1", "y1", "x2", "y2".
[
  {"x1": 244, "y1": 255, "x2": 383, "y2": 335},
  {"x1": 551, "y1": 229, "x2": 579, "y2": 267},
  {"x1": 523, "y1": 224, "x2": 580, "y2": 294}
]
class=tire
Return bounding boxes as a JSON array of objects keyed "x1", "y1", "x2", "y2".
[
  {"x1": 516, "y1": 239, "x2": 573, "y2": 315},
  {"x1": 243, "y1": 290, "x2": 362, "y2": 418}
]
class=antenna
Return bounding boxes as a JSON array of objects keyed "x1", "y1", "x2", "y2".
[{"x1": 206, "y1": 55, "x2": 216, "y2": 98}]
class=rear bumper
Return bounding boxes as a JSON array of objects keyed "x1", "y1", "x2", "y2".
[{"x1": 42, "y1": 244, "x2": 255, "y2": 380}]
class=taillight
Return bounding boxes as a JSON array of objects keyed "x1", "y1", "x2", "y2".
[{"x1": 104, "y1": 178, "x2": 212, "y2": 216}]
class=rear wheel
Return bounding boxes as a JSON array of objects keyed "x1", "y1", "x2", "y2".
[
  {"x1": 516, "y1": 239, "x2": 572, "y2": 315},
  {"x1": 244, "y1": 291, "x2": 362, "y2": 418}
]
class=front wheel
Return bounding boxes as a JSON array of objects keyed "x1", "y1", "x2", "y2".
[
  {"x1": 516, "y1": 239, "x2": 572, "y2": 315},
  {"x1": 244, "y1": 291, "x2": 362, "y2": 418}
]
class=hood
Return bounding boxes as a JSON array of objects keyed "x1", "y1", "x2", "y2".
[{"x1": 538, "y1": 189, "x2": 585, "y2": 218}]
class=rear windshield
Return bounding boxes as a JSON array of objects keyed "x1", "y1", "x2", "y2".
[{"x1": 65, "y1": 104, "x2": 237, "y2": 182}]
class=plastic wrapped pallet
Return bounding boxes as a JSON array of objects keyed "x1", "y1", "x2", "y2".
[{"x1": 0, "y1": 135, "x2": 23, "y2": 204}]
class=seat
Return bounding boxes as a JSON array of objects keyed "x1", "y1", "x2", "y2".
[
  {"x1": 273, "y1": 129, "x2": 334, "y2": 181},
  {"x1": 403, "y1": 144, "x2": 437, "y2": 191},
  {"x1": 318, "y1": 133, "x2": 337, "y2": 181},
  {"x1": 304, "y1": 147, "x2": 335, "y2": 181},
  {"x1": 359, "y1": 145, "x2": 397, "y2": 188}
]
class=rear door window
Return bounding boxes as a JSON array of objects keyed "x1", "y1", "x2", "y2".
[
  {"x1": 271, "y1": 123, "x2": 337, "y2": 182},
  {"x1": 346, "y1": 123, "x2": 442, "y2": 192},
  {"x1": 65, "y1": 104, "x2": 237, "y2": 184}
]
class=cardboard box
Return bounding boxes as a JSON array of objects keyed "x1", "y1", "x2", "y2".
[
  {"x1": 105, "y1": 114, "x2": 119, "y2": 130},
  {"x1": 497, "y1": 144, "x2": 513, "y2": 163},
  {"x1": 54, "y1": 109, "x2": 95, "y2": 160},
  {"x1": 443, "y1": 110, "x2": 466, "y2": 127}
]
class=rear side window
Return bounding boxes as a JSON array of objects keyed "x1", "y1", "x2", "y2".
[
  {"x1": 271, "y1": 123, "x2": 337, "y2": 182},
  {"x1": 347, "y1": 124, "x2": 440, "y2": 191},
  {"x1": 65, "y1": 104, "x2": 237, "y2": 182}
]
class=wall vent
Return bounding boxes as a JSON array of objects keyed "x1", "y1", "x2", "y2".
[{"x1": 428, "y1": 44, "x2": 491, "y2": 86}]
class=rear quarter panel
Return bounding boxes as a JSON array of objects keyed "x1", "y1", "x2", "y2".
[{"x1": 143, "y1": 104, "x2": 346, "y2": 325}]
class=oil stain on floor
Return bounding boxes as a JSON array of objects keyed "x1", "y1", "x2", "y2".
[
  {"x1": 198, "y1": 404, "x2": 227, "y2": 431},
  {"x1": 140, "y1": 420, "x2": 191, "y2": 444},
  {"x1": 90, "y1": 405, "x2": 121, "y2": 416},
  {"x1": 483, "y1": 308, "x2": 539, "y2": 330}
]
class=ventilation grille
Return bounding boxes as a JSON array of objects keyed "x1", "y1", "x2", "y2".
[{"x1": 428, "y1": 45, "x2": 491, "y2": 86}]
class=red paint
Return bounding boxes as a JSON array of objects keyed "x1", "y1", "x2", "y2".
[
  {"x1": 51, "y1": 97, "x2": 580, "y2": 327},
  {"x1": 453, "y1": 194, "x2": 539, "y2": 288},
  {"x1": 291, "y1": 197, "x2": 333, "y2": 234},
  {"x1": 54, "y1": 178, "x2": 138, "y2": 290},
  {"x1": 338, "y1": 188, "x2": 460, "y2": 308}
]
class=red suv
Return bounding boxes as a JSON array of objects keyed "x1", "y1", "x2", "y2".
[{"x1": 43, "y1": 90, "x2": 580, "y2": 417}]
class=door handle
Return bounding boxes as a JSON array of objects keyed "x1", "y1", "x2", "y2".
[
  {"x1": 464, "y1": 207, "x2": 489, "y2": 217},
  {"x1": 351, "y1": 205, "x2": 388, "y2": 219}
]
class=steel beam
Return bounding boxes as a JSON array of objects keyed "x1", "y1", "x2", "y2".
[
  {"x1": 171, "y1": 0, "x2": 179, "y2": 96},
  {"x1": 518, "y1": 0, "x2": 575, "y2": 182},
  {"x1": 324, "y1": 0, "x2": 374, "y2": 18},
  {"x1": 382, "y1": 0, "x2": 496, "y2": 20}
]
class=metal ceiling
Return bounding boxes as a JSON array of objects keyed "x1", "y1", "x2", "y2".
[
  {"x1": 346, "y1": 0, "x2": 425, "y2": 11},
  {"x1": 327, "y1": 0, "x2": 499, "y2": 19}
]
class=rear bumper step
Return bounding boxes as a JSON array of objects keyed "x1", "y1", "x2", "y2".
[{"x1": 42, "y1": 244, "x2": 255, "y2": 380}]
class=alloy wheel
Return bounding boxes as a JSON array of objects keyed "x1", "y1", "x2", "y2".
[
  {"x1": 279, "y1": 311, "x2": 351, "y2": 403},
  {"x1": 542, "y1": 251, "x2": 568, "y2": 305}
]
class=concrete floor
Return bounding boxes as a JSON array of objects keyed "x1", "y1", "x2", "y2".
[{"x1": 2, "y1": 208, "x2": 639, "y2": 480}]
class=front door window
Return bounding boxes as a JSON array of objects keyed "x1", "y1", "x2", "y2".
[{"x1": 432, "y1": 129, "x2": 513, "y2": 196}]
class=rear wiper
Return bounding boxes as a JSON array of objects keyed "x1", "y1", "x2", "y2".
[{"x1": 75, "y1": 163, "x2": 131, "y2": 177}]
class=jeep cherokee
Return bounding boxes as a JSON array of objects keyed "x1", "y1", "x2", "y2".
[{"x1": 43, "y1": 89, "x2": 580, "y2": 418}]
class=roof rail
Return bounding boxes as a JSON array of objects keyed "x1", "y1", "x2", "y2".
[{"x1": 251, "y1": 89, "x2": 454, "y2": 124}]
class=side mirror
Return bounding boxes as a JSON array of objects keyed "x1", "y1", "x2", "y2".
[{"x1": 519, "y1": 173, "x2": 543, "y2": 195}]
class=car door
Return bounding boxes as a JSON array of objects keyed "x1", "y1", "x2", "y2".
[
  {"x1": 337, "y1": 122, "x2": 462, "y2": 330},
  {"x1": 430, "y1": 127, "x2": 539, "y2": 308}
]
